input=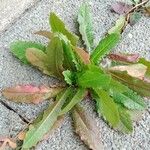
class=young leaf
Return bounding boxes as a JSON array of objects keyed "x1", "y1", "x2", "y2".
[
  {"x1": 116, "y1": 106, "x2": 133, "y2": 133},
  {"x1": 46, "y1": 37, "x2": 64, "y2": 78},
  {"x1": 60, "y1": 88, "x2": 86, "y2": 115},
  {"x1": 49, "y1": 12, "x2": 78, "y2": 46},
  {"x1": 78, "y1": 3, "x2": 94, "y2": 53},
  {"x1": 77, "y1": 70, "x2": 111, "y2": 89},
  {"x1": 129, "y1": 12, "x2": 142, "y2": 26},
  {"x1": 94, "y1": 89, "x2": 120, "y2": 127},
  {"x1": 108, "y1": 16, "x2": 126, "y2": 34},
  {"x1": 26, "y1": 48, "x2": 52, "y2": 76},
  {"x1": 10, "y1": 41, "x2": 46, "y2": 64},
  {"x1": 109, "y1": 53, "x2": 139, "y2": 63},
  {"x1": 34, "y1": 30, "x2": 53, "y2": 39},
  {"x1": 110, "y1": 70, "x2": 150, "y2": 97},
  {"x1": 91, "y1": 33, "x2": 120, "y2": 64},
  {"x1": 109, "y1": 64, "x2": 147, "y2": 79},
  {"x1": 111, "y1": 2, "x2": 132, "y2": 14},
  {"x1": 72, "y1": 104, "x2": 104, "y2": 150},
  {"x1": 22, "y1": 88, "x2": 71, "y2": 149},
  {"x1": 62, "y1": 70, "x2": 75, "y2": 85},
  {"x1": 2, "y1": 85, "x2": 63, "y2": 104}
]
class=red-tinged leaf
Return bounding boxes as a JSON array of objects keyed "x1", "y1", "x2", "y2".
[
  {"x1": 73, "y1": 47, "x2": 90, "y2": 64},
  {"x1": 110, "y1": 70, "x2": 150, "y2": 97},
  {"x1": 109, "y1": 53, "x2": 140, "y2": 63},
  {"x1": 17, "y1": 131, "x2": 26, "y2": 141},
  {"x1": 111, "y1": 2, "x2": 132, "y2": 14},
  {"x1": 72, "y1": 104, "x2": 104, "y2": 150},
  {"x1": 2, "y1": 85, "x2": 63, "y2": 104},
  {"x1": 34, "y1": 30, "x2": 53, "y2": 39},
  {"x1": 0, "y1": 137, "x2": 17, "y2": 149},
  {"x1": 109, "y1": 64, "x2": 147, "y2": 79}
]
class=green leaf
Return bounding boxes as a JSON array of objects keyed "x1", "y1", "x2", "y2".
[
  {"x1": 60, "y1": 88, "x2": 86, "y2": 115},
  {"x1": 26, "y1": 48, "x2": 52, "y2": 76},
  {"x1": 46, "y1": 37, "x2": 64, "y2": 78},
  {"x1": 10, "y1": 41, "x2": 46, "y2": 64},
  {"x1": 110, "y1": 70, "x2": 150, "y2": 97},
  {"x1": 131, "y1": 0, "x2": 140, "y2": 4},
  {"x1": 2, "y1": 84, "x2": 63, "y2": 104},
  {"x1": 62, "y1": 70, "x2": 75, "y2": 85},
  {"x1": 112, "y1": 90, "x2": 145, "y2": 110},
  {"x1": 94, "y1": 89, "x2": 120, "y2": 127},
  {"x1": 91, "y1": 34, "x2": 120, "y2": 64},
  {"x1": 108, "y1": 16, "x2": 126, "y2": 34},
  {"x1": 49, "y1": 12, "x2": 78, "y2": 46},
  {"x1": 116, "y1": 106, "x2": 133, "y2": 133},
  {"x1": 77, "y1": 69, "x2": 111, "y2": 89},
  {"x1": 72, "y1": 104, "x2": 104, "y2": 150},
  {"x1": 61, "y1": 39, "x2": 80, "y2": 71},
  {"x1": 78, "y1": 3, "x2": 94, "y2": 53},
  {"x1": 22, "y1": 87, "x2": 72, "y2": 149},
  {"x1": 130, "y1": 12, "x2": 142, "y2": 26}
]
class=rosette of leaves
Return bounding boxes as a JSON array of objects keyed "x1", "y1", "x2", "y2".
[{"x1": 2, "y1": 3, "x2": 150, "y2": 150}]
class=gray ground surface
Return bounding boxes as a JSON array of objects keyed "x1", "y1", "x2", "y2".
[{"x1": 0, "y1": 0, "x2": 150, "y2": 149}]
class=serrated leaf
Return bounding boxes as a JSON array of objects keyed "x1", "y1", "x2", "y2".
[
  {"x1": 130, "y1": 12, "x2": 142, "y2": 26},
  {"x1": 34, "y1": 30, "x2": 53, "y2": 39},
  {"x1": 110, "y1": 70, "x2": 150, "y2": 97},
  {"x1": 116, "y1": 106, "x2": 133, "y2": 133},
  {"x1": 60, "y1": 88, "x2": 86, "y2": 115},
  {"x1": 46, "y1": 37, "x2": 64, "y2": 78},
  {"x1": 22, "y1": 87, "x2": 71, "y2": 149},
  {"x1": 62, "y1": 70, "x2": 74, "y2": 85},
  {"x1": 94, "y1": 89, "x2": 120, "y2": 127},
  {"x1": 109, "y1": 53, "x2": 140, "y2": 63},
  {"x1": 49, "y1": 12, "x2": 78, "y2": 46},
  {"x1": 109, "y1": 64, "x2": 147, "y2": 79},
  {"x1": 2, "y1": 85, "x2": 63, "y2": 104},
  {"x1": 111, "y1": 2, "x2": 132, "y2": 14},
  {"x1": 91, "y1": 34, "x2": 120, "y2": 64},
  {"x1": 72, "y1": 104, "x2": 104, "y2": 150},
  {"x1": 78, "y1": 3, "x2": 94, "y2": 53},
  {"x1": 108, "y1": 16, "x2": 126, "y2": 34},
  {"x1": 26, "y1": 48, "x2": 52, "y2": 76},
  {"x1": 77, "y1": 69, "x2": 111, "y2": 89},
  {"x1": 10, "y1": 41, "x2": 46, "y2": 64}
]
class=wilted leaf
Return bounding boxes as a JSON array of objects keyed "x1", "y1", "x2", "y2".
[
  {"x1": 78, "y1": 3, "x2": 94, "y2": 53},
  {"x1": 116, "y1": 106, "x2": 133, "y2": 133},
  {"x1": 2, "y1": 85, "x2": 63, "y2": 104},
  {"x1": 60, "y1": 88, "x2": 86, "y2": 115},
  {"x1": 109, "y1": 53, "x2": 140, "y2": 63},
  {"x1": 144, "y1": 6, "x2": 150, "y2": 16},
  {"x1": 109, "y1": 64, "x2": 147, "y2": 79},
  {"x1": 46, "y1": 37, "x2": 64, "y2": 78},
  {"x1": 110, "y1": 70, "x2": 150, "y2": 97},
  {"x1": 72, "y1": 104, "x2": 104, "y2": 150},
  {"x1": 94, "y1": 89, "x2": 120, "y2": 127},
  {"x1": 0, "y1": 137, "x2": 17, "y2": 149},
  {"x1": 17, "y1": 131, "x2": 26, "y2": 141},
  {"x1": 10, "y1": 41, "x2": 46, "y2": 64},
  {"x1": 34, "y1": 30, "x2": 53, "y2": 39},
  {"x1": 49, "y1": 12, "x2": 78, "y2": 46},
  {"x1": 91, "y1": 33, "x2": 120, "y2": 64},
  {"x1": 22, "y1": 88, "x2": 71, "y2": 149},
  {"x1": 73, "y1": 47, "x2": 90, "y2": 65},
  {"x1": 129, "y1": 12, "x2": 142, "y2": 26},
  {"x1": 111, "y1": 2, "x2": 132, "y2": 14},
  {"x1": 108, "y1": 16, "x2": 126, "y2": 34},
  {"x1": 26, "y1": 48, "x2": 52, "y2": 76}
]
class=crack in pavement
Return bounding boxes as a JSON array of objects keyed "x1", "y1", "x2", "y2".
[{"x1": 0, "y1": 100, "x2": 30, "y2": 124}]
